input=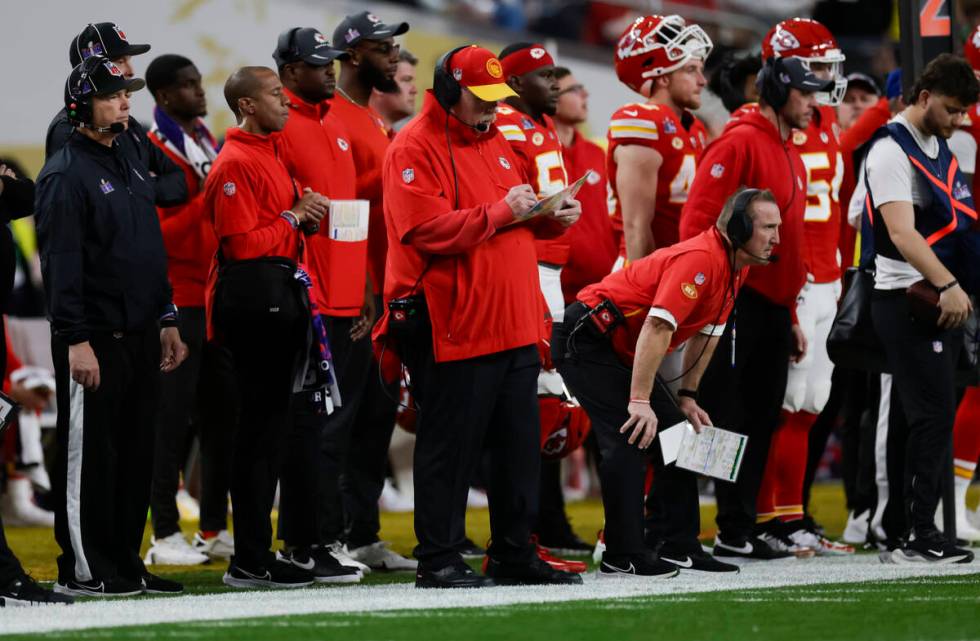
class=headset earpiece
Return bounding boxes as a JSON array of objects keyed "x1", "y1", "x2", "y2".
[
  {"x1": 726, "y1": 188, "x2": 761, "y2": 249},
  {"x1": 277, "y1": 27, "x2": 301, "y2": 63},
  {"x1": 758, "y1": 57, "x2": 789, "y2": 111},
  {"x1": 433, "y1": 45, "x2": 469, "y2": 110},
  {"x1": 65, "y1": 55, "x2": 105, "y2": 126}
]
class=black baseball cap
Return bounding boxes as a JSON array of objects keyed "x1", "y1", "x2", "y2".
[
  {"x1": 67, "y1": 57, "x2": 145, "y2": 100},
  {"x1": 332, "y1": 11, "x2": 409, "y2": 49},
  {"x1": 778, "y1": 56, "x2": 835, "y2": 94},
  {"x1": 69, "y1": 22, "x2": 151, "y2": 67},
  {"x1": 273, "y1": 27, "x2": 349, "y2": 67},
  {"x1": 845, "y1": 72, "x2": 881, "y2": 97}
]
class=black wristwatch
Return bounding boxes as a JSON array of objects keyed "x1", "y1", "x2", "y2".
[{"x1": 677, "y1": 388, "x2": 698, "y2": 402}]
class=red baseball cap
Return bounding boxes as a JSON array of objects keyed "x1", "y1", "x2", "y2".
[{"x1": 448, "y1": 46, "x2": 517, "y2": 102}]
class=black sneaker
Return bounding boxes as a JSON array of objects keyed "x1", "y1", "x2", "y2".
[
  {"x1": 0, "y1": 575, "x2": 74, "y2": 606},
  {"x1": 712, "y1": 535, "x2": 793, "y2": 560},
  {"x1": 891, "y1": 535, "x2": 975, "y2": 565},
  {"x1": 140, "y1": 572, "x2": 183, "y2": 594},
  {"x1": 484, "y1": 556, "x2": 583, "y2": 586},
  {"x1": 53, "y1": 577, "x2": 143, "y2": 598},
  {"x1": 598, "y1": 552, "x2": 679, "y2": 579},
  {"x1": 223, "y1": 559, "x2": 315, "y2": 589},
  {"x1": 657, "y1": 542, "x2": 740, "y2": 573},
  {"x1": 279, "y1": 547, "x2": 362, "y2": 584},
  {"x1": 416, "y1": 562, "x2": 496, "y2": 589},
  {"x1": 537, "y1": 530, "x2": 593, "y2": 557},
  {"x1": 455, "y1": 538, "x2": 486, "y2": 560}
]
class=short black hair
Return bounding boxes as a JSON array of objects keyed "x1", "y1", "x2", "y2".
[
  {"x1": 499, "y1": 42, "x2": 536, "y2": 60},
  {"x1": 553, "y1": 66, "x2": 572, "y2": 81},
  {"x1": 709, "y1": 52, "x2": 762, "y2": 113},
  {"x1": 399, "y1": 49, "x2": 418, "y2": 66},
  {"x1": 909, "y1": 53, "x2": 980, "y2": 105},
  {"x1": 145, "y1": 54, "x2": 195, "y2": 98},
  {"x1": 224, "y1": 66, "x2": 271, "y2": 119}
]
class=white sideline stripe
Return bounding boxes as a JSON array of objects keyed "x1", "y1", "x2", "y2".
[
  {"x1": 67, "y1": 378, "x2": 92, "y2": 582},
  {"x1": 871, "y1": 373, "x2": 892, "y2": 541},
  {"x1": 2, "y1": 558, "x2": 978, "y2": 634}
]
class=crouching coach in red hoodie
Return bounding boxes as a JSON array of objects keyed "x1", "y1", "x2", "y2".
[{"x1": 678, "y1": 56, "x2": 831, "y2": 561}]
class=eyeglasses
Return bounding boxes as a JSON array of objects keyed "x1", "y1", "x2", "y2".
[{"x1": 558, "y1": 84, "x2": 586, "y2": 96}]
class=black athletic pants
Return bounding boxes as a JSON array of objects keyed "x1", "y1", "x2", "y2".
[
  {"x1": 223, "y1": 310, "x2": 306, "y2": 570},
  {"x1": 344, "y1": 296, "x2": 399, "y2": 549},
  {"x1": 871, "y1": 290, "x2": 957, "y2": 540},
  {"x1": 278, "y1": 315, "x2": 371, "y2": 548},
  {"x1": 395, "y1": 319, "x2": 539, "y2": 571},
  {"x1": 697, "y1": 288, "x2": 793, "y2": 542},
  {"x1": 52, "y1": 326, "x2": 160, "y2": 584},
  {"x1": 150, "y1": 307, "x2": 236, "y2": 538},
  {"x1": 554, "y1": 302, "x2": 699, "y2": 556}
]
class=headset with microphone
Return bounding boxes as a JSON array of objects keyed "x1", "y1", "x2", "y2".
[
  {"x1": 726, "y1": 187, "x2": 778, "y2": 264},
  {"x1": 65, "y1": 56, "x2": 127, "y2": 134},
  {"x1": 433, "y1": 45, "x2": 492, "y2": 134}
]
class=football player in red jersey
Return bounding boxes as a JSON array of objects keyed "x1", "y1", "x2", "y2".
[
  {"x1": 496, "y1": 42, "x2": 570, "y2": 322},
  {"x1": 753, "y1": 18, "x2": 854, "y2": 556},
  {"x1": 946, "y1": 25, "x2": 980, "y2": 542},
  {"x1": 608, "y1": 14, "x2": 713, "y2": 262}
]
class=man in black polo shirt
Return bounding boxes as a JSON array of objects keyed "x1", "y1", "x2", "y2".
[
  {"x1": 36, "y1": 56, "x2": 187, "y2": 597},
  {"x1": 45, "y1": 22, "x2": 187, "y2": 206}
]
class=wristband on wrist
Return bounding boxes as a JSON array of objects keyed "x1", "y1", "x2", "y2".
[
  {"x1": 629, "y1": 398, "x2": 650, "y2": 404},
  {"x1": 938, "y1": 280, "x2": 959, "y2": 293},
  {"x1": 280, "y1": 210, "x2": 300, "y2": 230},
  {"x1": 677, "y1": 388, "x2": 698, "y2": 402}
]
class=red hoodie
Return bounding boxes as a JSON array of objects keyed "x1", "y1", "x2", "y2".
[{"x1": 679, "y1": 108, "x2": 807, "y2": 317}]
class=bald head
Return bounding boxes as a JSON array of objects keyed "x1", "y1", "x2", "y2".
[
  {"x1": 223, "y1": 66, "x2": 290, "y2": 134},
  {"x1": 224, "y1": 66, "x2": 276, "y2": 119}
]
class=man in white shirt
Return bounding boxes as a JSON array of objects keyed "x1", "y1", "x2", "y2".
[{"x1": 863, "y1": 54, "x2": 980, "y2": 565}]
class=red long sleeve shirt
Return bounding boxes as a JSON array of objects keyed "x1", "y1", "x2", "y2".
[
  {"x1": 277, "y1": 88, "x2": 361, "y2": 316},
  {"x1": 377, "y1": 91, "x2": 563, "y2": 362}
]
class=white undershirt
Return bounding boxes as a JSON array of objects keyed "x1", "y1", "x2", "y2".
[{"x1": 865, "y1": 114, "x2": 937, "y2": 290}]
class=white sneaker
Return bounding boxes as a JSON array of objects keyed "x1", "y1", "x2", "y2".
[
  {"x1": 592, "y1": 529, "x2": 606, "y2": 565},
  {"x1": 347, "y1": 541, "x2": 418, "y2": 571},
  {"x1": 842, "y1": 510, "x2": 869, "y2": 545},
  {"x1": 0, "y1": 478, "x2": 54, "y2": 527},
  {"x1": 176, "y1": 489, "x2": 200, "y2": 521},
  {"x1": 759, "y1": 532, "x2": 815, "y2": 558},
  {"x1": 193, "y1": 530, "x2": 235, "y2": 560},
  {"x1": 378, "y1": 479, "x2": 414, "y2": 513},
  {"x1": 326, "y1": 541, "x2": 371, "y2": 574},
  {"x1": 467, "y1": 488, "x2": 489, "y2": 509},
  {"x1": 144, "y1": 532, "x2": 210, "y2": 565},
  {"x1": 787, "y1": 528, "x2": 854, "y2": 556}
]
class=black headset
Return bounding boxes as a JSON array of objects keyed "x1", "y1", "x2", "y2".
[
  {"x1": 276, "y1": 27, "x2": 302, "y2": 64},
  {"x1": 726, "y1": 188, "x2": 762, "y2": 249},
  {"x1": 433, "y1": 45, "x2": 470, "y2": 110},
  {"x1": 65, "y1": 55, "x2": 108, "y2": 126},
  {"x1": 756, "y1": 57, "x2": 790, "y2": 111}
]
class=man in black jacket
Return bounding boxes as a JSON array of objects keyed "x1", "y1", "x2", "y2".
[
  {"x1": 36, "y1": 56, "x2": 187, "y2": 598},
  {"x1": 45, "y1": 22, "x2": 187, "y2": 207},
  {"x1": 0, "y1": 165, "x2": 74, "y2": 607}
]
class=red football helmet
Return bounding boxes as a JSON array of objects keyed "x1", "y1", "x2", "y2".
[
  {"x1": 614, "y1": 14, "x2": 713, "y2": 94},
  {"x1": 539, "y1": 396, "x2": 591, "y2": 460},
  {"x1": 965, "y1": 25, "x2": 980, "y2": 72},
  {"x1": 762, "y1": 18, "x2": 846, "y2": 106}
]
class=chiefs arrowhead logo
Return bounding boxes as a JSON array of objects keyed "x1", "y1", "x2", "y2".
[
  {"x1": 769, "y1": 27, "x2": 800, "y2": 53},
  {"x1": 530, "y1": 47, "x2": 547, "y2": 59}
]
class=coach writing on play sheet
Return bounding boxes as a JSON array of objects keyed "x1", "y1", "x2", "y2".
[{"x1": 376, "y1": 45, "x2": 582, "y2": 589}]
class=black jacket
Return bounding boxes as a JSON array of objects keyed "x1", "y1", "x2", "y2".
[
  {"x1": 0, "y1": 174, "x2": 34, "y2": 312},
  {"x1": 36, "y1": 133, "x2": 173, "y2": 344},
  {"x1": 45, "y1": 108, "x2": 188, "y2": 207}
]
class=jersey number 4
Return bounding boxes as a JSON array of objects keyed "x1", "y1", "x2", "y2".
[
  {"x1": 668, "y1": 154, "x2": 696, "y2": 204},
  {"x1": 801, "y1": 151, "x2": 844, "y2": 222}
]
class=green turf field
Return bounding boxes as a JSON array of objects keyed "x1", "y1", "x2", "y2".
[{"x1": 3, "y1": 483, "x2": 979, "y2": 640}]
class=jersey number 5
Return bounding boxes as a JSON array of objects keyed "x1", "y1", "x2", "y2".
[
  {"x1": 535, "y1": 150, "x2": 568, "y2": 197},
  {"x1": 801, "y1": 151, "x2": 844, "y2": 222}
]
